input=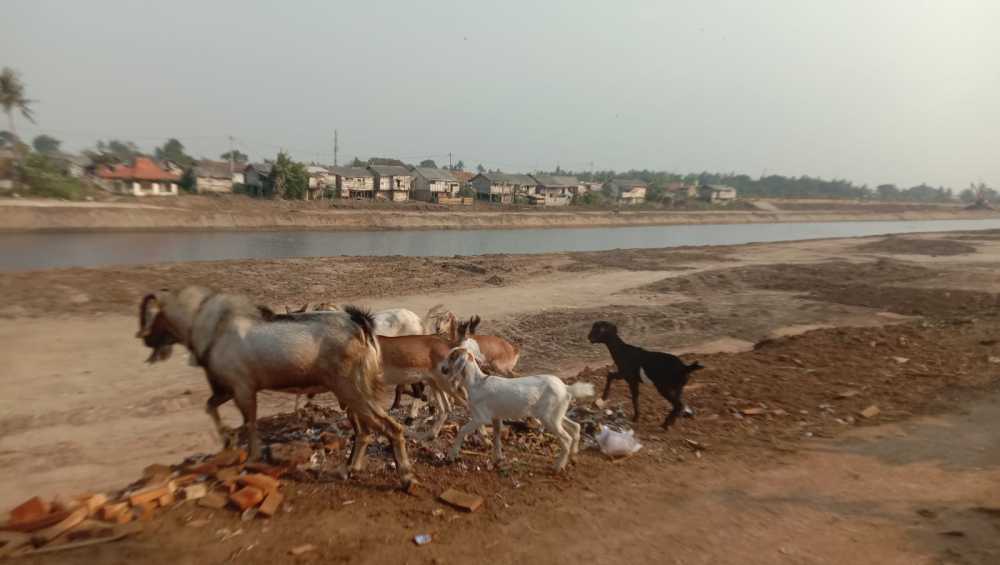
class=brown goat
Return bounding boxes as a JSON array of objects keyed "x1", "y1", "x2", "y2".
[{"x1": 456, "y1": 315, "x2": 520, "y2": 376}]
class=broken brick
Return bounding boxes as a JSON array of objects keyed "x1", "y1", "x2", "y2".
[
  {"x1": 7, "y1": 497, "x2": 50, "y2": 526},
  {"x1": 128, "y1": 484, "x2": 170, "y2": 507},
  {"x1": 257, "y1": 491, "x2": 284, "y2": 517},
  {"x1": 133, "y1": 502, "x2": 156, "y2": 522},
  {"x1": 215, "y1": 467, "x2": 241, "y2": 482},
  {"x1": 3, "y1": 510, "x2": 71, "y2": 534},
  {"x1": 180, "y1": 484, "x2": 208, "y2": 501},
  {"x1": 197, "y1": 492, "x2": 228, "y2": 510},
  {"x1": 439, "y1": 488, "x2": 484, "y2": 513},
  {"x1": 31, "y1": 507, "x2": 88, "y2": 546},
  {"x1": 185, "y1": 463, "x2": 219, "y2": 476},
  {"x1": 210, "y1": 449, "x2": 246, "y2": 468},
  {"x1": 229, "y1": 487, "x2": 264, "y2": 512},
  {"x1": 238, "y1": 474, "x2": 280, "y2": 494},
  {"x1": 98, "y1": 503, "x2": 129, "y2": 523},
  {"x1": 157, "y1": 492, "x2": 176, "y2": 508},
  {"x1": 81, "y1": 494, "x2": 108, "y2": 517}
]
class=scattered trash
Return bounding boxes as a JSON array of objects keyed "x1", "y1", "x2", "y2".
[
  {"x1": 891, "y1": 357, "x2": 909, "y2": 364},
  {"x1": 837, "y1": 390, "x2": 861, "y2": 399},
  {"x1": 289, "y1": 543, "x2": 317, "y2": 555},
  {"x1": 988, "y1": 356, "x2": 1000, "y2": 364},
  {"x1": 595, "y1": 425, "x2": 642, "y2": 458},
  {"x1": 439, "y1": 489, "x2": 484, "y2": 513},
  {"x1": 740, "y1": 407, "x2": 767, "y2": 416},
  {"x1": 217, "y1": 527, "x2": 243, "y2": 541},
  {"x1": 413, "y1": 534, "x2": 433, "y2": 546}
]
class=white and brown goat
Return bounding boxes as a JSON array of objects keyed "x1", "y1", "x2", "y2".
[{"x1": 136, "y1": 286, "x2": 417, "y2": 489}]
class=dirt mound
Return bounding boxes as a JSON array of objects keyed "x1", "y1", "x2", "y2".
[
  {"x1": 559, "y1": 247, "x2": 734, "y2": 272},
  {"x1": 855, "y1": 236, "x2": 977, "y2": 256},
  {"x1": 645, "y1": 259, "x2": 1000, "y2": 319}
]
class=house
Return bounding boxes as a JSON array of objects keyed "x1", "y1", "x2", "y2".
[
  {"x1": 469, "y1": 172, "x2": 536, "y2": 204},
  {"x1": 368, "y1": 164, "x2": 413, "y2": 201},
  {"x1": 306, "y1": 165, "x2": 334, "y2": 200},
  {"x1": 231, "y1": 162, "x2": 247, "y2": 185},
  {"x1": 49, "y1": 153, "x2": 90, "y2": 178},
  {"x1": 330, "y1": 166, "x2": 374, "y2": 199},
  {"x1": 607, "y1": 179, "x2": 648, "y2": 204},
  {"x1": 665, "y1": 181, "x2": 698, "y2": 199},
  {"x1": 578, "y1": 181, "x2": 603, "y2": 195},
  {"x1": 529, "y1": 174, "x2": 578, "y2": 206},
  {"x1": 94, "y1": 157, "x2": 181, "y2": 196},
  {"x1": 243, "y1": 162, "x2": 273, "y2": 197},
  {"x1": 193, "y1": 160, "x2": 235, "y2": 193},
  {"x1": 410, "y1": 167, "x2": 460, "y2": 203},
  {"x1": 450, "y1": 170, "x2": 474, "y2": 188},
  {"x1": 699, "y1": 184, "x2": 738, "y2": 203}
]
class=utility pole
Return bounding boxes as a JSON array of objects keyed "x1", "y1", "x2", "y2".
[
  {"x1": 333, "y1": 130, "x2": 339, "y2": 167},
  {"x1": 448, "y1": 152, "x2": 453, "y2": 170},
  {"x1": 228, "y1": 135, "x2": 235, "y2": 175}
]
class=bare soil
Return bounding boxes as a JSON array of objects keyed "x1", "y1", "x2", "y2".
[
  {"x1": 855, "y1": 235, "x2": 979, "y2": 256},
  {"x1": 3, "y1": 232, "x2": 1000, "y2": 564}
]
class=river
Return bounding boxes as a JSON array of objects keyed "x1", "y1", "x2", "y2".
[{"x1": 2, "y1": 218, "x2": 1000, "y2": 272}]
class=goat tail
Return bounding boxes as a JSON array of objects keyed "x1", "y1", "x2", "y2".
[
  {"x1": 567, "y1": 382, "x2": 596, "y2": 400},
  {"x1": 344, "y1": 305, "x2": 378, "y2": 349},
  {"x1": 686, "y1": 361, "x2": 705, "y2": 373}
]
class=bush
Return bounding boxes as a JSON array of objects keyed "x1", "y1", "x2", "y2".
[{"x1": 15, "y1": 154, "x2": 90, "y2": 200}]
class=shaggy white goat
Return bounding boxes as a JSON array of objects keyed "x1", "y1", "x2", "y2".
[{"x1": 441, "y1": 346, "x2": 594, "y2": 471}]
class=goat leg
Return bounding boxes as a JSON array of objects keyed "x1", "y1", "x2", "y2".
[
  {"x1": 492, "y1": 418, "x2": 504, "y2": 463},
  {"x1": 232, "y1": 389, "x2": 261, "y2": 461},
  {"x1": 449, "y1": 420, "x2": 481, "y2": 462},
  {"x1": 390, "y1": 385, "x2": 405, "y2": 411},
  {"x1": 601, "y1": 372, "x2": 618, "y2": 401},
  {"x1": 628, "y1": 379, "x2": 641, "y2": 422},
  {"x1": 205, "y1": 390, "x2": 234, "y2": 448},
  {"x1": 663, "y1": 389, "x2": 684, "y2": 430}
]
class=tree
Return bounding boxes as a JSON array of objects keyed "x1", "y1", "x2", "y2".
[
  {"x1": 154, "y1": 138, "x2": 194, "y2": 167},
  {"x1": 87, "y1": 139, "x2": 140, "y2": 164},
  {"x1": 419, "y1": 159, "x2": 437, "y2": 168},
  {"x1": 453, "y1": 160, "x2": 465, "y2": 171},
  {"x1": 219, "y1": 149, "x2": 248, "y2": 163},
  {"x1": 476, "y1": 163, "x2": 485, "y2": 173},
  {"x1": 179, "y1": 168, "x2": 197, "y2": 193},
  {"x1": 0, "y1": 68, "x2": 35, "y2": 135},
  {"x1": 32, "y1": 134, "x2": 61, "y2": 154},
  {"x1": 350, "y1": 157, "x2": 365, "y2": 167},
  {"x1": 876, "y1": 184, "x2": 899, "y2": 200},
  {"x1": 266, "y1": 151, "x2": 308, "y2": 199}
]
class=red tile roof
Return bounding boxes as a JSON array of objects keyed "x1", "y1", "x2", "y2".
[
  {"x1": 451, "y1": 170, "x2": 474, "y2": 183},
  {"x1": 96, "y1": 157, "x2": 181, "y2": 182}
]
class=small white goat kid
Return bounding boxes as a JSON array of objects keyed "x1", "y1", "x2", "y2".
[{"x1": 441, "y1": 346, "x2": 594, "y2": 471}]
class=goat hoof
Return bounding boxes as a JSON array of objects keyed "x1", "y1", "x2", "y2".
[{"x1": 333, "y1": 466, "x2": 350, "y2": 481}]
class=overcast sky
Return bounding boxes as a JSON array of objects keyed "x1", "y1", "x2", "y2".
[{"x1": 3, "y1": 0, "x2": 998, "y2": 188}]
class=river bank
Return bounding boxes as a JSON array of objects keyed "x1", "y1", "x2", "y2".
[
  {"x1": 0, "y1": 196, "x2": 994, "y2": 232},
  {"x1": 2, "y1": 231, "x2": 999, "y2": 563}
]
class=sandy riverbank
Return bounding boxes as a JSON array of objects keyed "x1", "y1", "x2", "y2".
[
  {"x1": 0, "y1": 196, "x2": 994, "y2": 232},
  {"x1": 2, "y1": 232, "x2": 999, "y2": 563}
]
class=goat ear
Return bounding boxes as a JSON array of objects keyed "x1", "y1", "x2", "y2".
[{"x1": 470, "y1": 315, "x2": 481, "y2": 334}]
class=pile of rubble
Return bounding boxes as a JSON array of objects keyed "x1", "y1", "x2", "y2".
[{"x1": 0, "y1": 448, "x2": 293, "y2": 558}]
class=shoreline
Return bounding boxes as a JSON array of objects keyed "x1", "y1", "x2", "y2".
[{"x1": 0, "y1": 200, "x2": 995, "y2": 233}]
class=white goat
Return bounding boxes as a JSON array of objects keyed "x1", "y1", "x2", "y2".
[{"x1": 441, "y1": 345, "x2": 594, "y2": 471}]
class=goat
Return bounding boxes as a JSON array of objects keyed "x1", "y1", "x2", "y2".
[
  {"x1": 288, "y1": 303, "x2": 432, "y2": 410},
  {"x1": 587, "y1": 321, "x2": 703, "y2": 429},
  {"x1": 441, "y1": 345, "x2": 593, "y2": 471},
  {"x1": 136, "y1": 287, "x2": 417, "y2": 489},
  {"x1": 455, "y1": 315, "x2": 520, "y2": 376},
  {"x1": 377, "y1": 333, "x2": 466, "y2": 439}
]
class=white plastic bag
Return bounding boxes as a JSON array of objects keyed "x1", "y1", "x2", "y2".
[{"x1": 596, "y1": 425, "x2": 642, "y2": 457}]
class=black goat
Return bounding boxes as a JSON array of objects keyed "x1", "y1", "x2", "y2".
[{"x1": 588, "y1": 321, "x2": 703, "y2": 429}]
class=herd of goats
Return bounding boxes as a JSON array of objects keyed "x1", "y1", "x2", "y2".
[{"x1": 136, "y1": 287, "x2": 704, "y2": 490}]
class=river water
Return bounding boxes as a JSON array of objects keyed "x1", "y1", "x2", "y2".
[{"x1": 2, "y1": 218, "x2": 1000, "y2": 272}]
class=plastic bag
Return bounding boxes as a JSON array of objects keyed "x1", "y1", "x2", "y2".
[{"x1": 596, "y1": 425, "x2": 642, "y2": 457}]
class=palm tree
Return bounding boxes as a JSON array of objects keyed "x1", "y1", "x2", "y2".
[{"x1": 0, "y1": 67, "x2": 35, "y2": 135}]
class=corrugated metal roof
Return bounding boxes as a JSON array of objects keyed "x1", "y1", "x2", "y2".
[
  {"x1": 532, "y1": 174, "x2": 580, "y2": 187},
  {"x1": 329, "y1": 166, "x2": 372, "y2": 178},
  {"x1": 368, "y1": 165, "x2": 412, "y2": 177},
  {"x1": 412, "y1": 167, "x2": 458, "y2": 182},
  {"x1": 475, "y1": 172, "x2": 537, "y2": 185}
]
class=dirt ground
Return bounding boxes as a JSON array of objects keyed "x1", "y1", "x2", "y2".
[{"x1": 2, "y1": 231, "x2": 1000, "y2": 564}]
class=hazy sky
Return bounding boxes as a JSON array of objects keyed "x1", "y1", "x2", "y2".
[{"x1": 3, "y1": 1, "x2": 998, "y2": 188}]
